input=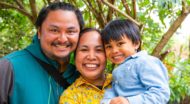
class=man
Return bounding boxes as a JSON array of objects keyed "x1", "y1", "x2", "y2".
[{"x1": 0, "y1": 2, "x2": 84, "y2": 104}]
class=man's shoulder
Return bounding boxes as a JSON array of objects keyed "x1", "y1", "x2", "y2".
[{"x1": 3, "y1": 49, "x2": 29, "y2": 61}]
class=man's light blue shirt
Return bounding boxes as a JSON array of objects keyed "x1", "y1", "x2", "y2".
[{"x1": 101, "y1": 51, "x2": 170, "y2": 104}]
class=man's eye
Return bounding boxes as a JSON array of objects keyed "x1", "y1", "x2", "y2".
[
  {"x1": 50, "y1": 29, "x2": 59, "y2": 33},
  {"x1": 68, "y1": 30, "x2": 77, "y2": 34}
]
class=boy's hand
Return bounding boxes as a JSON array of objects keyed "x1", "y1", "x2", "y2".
[{"x1": 110, "y1": 97, "x2": 130, "y2": 104}]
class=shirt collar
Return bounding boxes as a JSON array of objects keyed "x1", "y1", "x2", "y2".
[
  {"x1": 75, "y1": 74, "x2": 112, "y2": 89},
  {"x1": 122, "y1": 50, "x2": 148, "y2": 64}
]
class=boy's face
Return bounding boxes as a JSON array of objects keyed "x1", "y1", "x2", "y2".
[{"x1": 104, "y1": 36, "x2": 139, "y2": 64}]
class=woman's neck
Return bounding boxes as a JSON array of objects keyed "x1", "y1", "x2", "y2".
[{"x1": 85, "y1": 74, "x2": 106, "y2": 86}]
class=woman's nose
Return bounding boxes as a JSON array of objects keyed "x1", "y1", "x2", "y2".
[{"x1": 87, "y1": 51, "x2": 96, "y2": 60}]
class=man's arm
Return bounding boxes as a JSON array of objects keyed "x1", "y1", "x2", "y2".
[{"x1": 0, "y1": 59, "x2": 14, "y2": 104}]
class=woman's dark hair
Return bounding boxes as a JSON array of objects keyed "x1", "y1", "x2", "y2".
[
  {"x1": 35, "y1": 2, "x2": 84, "y2": 30},
  {"x1": 101, "y1": 19, "x2": 141, "y2": 51},
  {"x1": 79, "y1": 27, "x2": 101, "y2": 37}
]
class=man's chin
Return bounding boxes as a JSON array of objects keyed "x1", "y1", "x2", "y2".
[{"x1": 54, "y1": 53, "x2": 70, "y2": 61}]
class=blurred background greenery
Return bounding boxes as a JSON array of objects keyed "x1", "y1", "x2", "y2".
[{"x1": 0, "y1": 0, "x2": 190, "y2": 103}]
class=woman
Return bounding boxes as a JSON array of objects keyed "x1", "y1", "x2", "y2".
[{"x1": 59, "y1": 28, "x2": 112, "y2": 104}]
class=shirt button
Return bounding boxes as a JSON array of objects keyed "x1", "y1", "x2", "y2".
[{"x1": 115, "y1": 80, "x2": 118, "y2": 84}]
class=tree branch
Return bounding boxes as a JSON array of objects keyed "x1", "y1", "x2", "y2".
[
  {"x1": 15, "y1": 0, "x2": 25, "y2": 9},
  {"x1": 121, "y1": 0, "x2": 131, "y2": 15},
  {"x1": 29, "y1": 0, "x2": 38, "y2": 24},
  {"x1": 106, "y1": 0, "x2": 115, "y2": 22},
  {"x1": 84, "y1": 0, "x2": 106, "y2": 28},
  {"x1": 152, "y1": 11, "x2": 190, "y2": 57},
  {"x1": 132, "y1": 0, "x2": 136, "y2": 19},
  {"x1": 101, "y1": 0, "x2": 141, "y2": 26},
  {"x1": 46, "y1": 0, "x2": 51, "y2": 4},
  {"x1": 0, "y1": 1, "x2": 33, "y2": 22},
  {"x1": 152, "y1": 4, "x2": 190, "y2": 58},
  {"x1": 42, "y1": 0, "x2": 48, "y2": 5}
]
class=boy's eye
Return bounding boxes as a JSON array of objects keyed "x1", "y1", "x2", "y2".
[{"x1": 118, "y1": 42, "x2": 124, "y2": 46}]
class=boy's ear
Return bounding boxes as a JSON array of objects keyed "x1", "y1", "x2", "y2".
[{"x1": 135, "y1": 41, "x2": 141, "y2": 50}]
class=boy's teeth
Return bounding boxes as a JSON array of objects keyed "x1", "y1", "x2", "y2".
[{"x1": 113, "y1": 55, "x2": 122, "y2": 59}]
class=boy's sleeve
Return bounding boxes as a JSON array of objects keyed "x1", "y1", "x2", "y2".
[
  {"x1": 127, "y1": 58, "x2": 170, "y2": 104},
  {"x1": 0, "y1": 59, "x2": 14, "y2": 104}
]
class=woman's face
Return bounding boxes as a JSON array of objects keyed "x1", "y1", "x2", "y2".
[{"x1": 75, "y1": 30, "x2": 106, "y2": 85}]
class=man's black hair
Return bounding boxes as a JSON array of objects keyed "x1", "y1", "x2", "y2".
[{"x1": 35, "y1": 2, "x2": 84, "y2": 30}]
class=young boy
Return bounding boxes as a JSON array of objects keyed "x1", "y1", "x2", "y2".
[{"x1": 101, "y1": 19, "x2": 170, "y2": 104}]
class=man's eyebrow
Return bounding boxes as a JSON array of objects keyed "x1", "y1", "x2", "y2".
[{"x1": 49, "y1": 25, "x2": 59, "y2": 28}]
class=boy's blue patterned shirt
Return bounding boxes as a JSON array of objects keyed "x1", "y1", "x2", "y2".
[{"x1": 102, "y1": 51, "x2": 170, "y2": 104}]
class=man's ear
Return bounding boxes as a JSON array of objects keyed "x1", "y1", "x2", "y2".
[{"x1": 37, "y1": 28, "x2": 41, "y2": 39}]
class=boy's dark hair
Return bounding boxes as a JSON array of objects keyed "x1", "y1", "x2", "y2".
[
  {"x1": 35, "y1": 2, "x2": 84, "y2": 30},
  {"x1": 101, "y1": 19, "x2": 141, "y2": 51}
]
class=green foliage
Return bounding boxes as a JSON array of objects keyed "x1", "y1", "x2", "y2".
[
  {"x1": 169, "y1": 58, "x2": 190, "y2": 103},
  {"x1": 0, "y1": 9, "x2": 35, "y2": 57}
]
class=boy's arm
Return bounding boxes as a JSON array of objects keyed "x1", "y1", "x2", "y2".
[
  {"x1": 127, "y1": 58, "x2": 170, "y2": 104},
  {"x1": 0, "y1": 59, "x2": 14, "y2": 104},
  {"x1": 101, "y1": 87, "x2": 116, "y2": 104}
]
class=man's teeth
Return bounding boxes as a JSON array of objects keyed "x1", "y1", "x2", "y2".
[
  {"x1": 55, "y1": 44, "x2": 68, "y2": 48},
  {"x1": 85, "y1": 64, "x2": 97, "y2": 68}
]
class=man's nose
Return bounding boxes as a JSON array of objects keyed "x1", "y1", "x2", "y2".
[{"x1": 58, "y1": 33, "x2": 68, "y2": 43}]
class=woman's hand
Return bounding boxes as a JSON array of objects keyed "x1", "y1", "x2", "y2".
[{"x1": 110, "y1": 97, "x2": 130, "y2": 104}]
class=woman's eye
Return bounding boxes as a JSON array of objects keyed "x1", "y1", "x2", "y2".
[
  {"x1": 80, "y1": 49, "x2": 88, "y2": 51},
  {"x1": 105, "y1": 45, "x2": 111, "y2": 49},
  {"x1": 96, "y1": 48, "x2": 104, "y2": 52}
]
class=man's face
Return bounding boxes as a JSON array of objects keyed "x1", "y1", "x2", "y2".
[{"x1": 38, "y1": 10, "x2": 80, "y2": 62}]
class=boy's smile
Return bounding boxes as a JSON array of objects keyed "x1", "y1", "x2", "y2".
[{"x1": 105, "y1": 36, "x2": 140, "y2": 64}]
